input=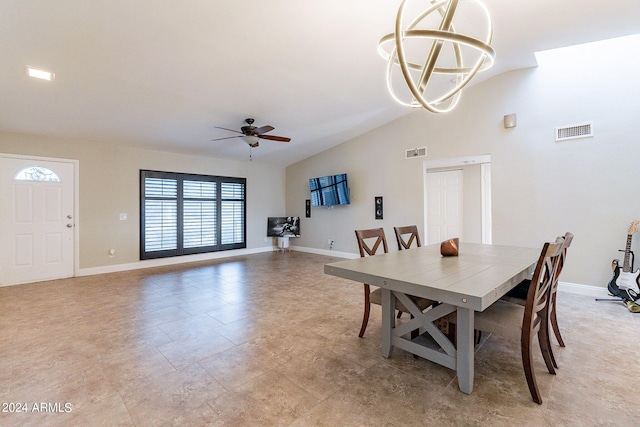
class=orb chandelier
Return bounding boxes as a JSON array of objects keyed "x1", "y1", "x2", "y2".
[{"x1": 378, "y1": 0, "x2": 496, "y2": 113}]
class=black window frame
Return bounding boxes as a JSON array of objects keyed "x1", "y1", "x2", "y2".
[{"x1": 140, "y1": 170, "x2": 246, "y2": 260}]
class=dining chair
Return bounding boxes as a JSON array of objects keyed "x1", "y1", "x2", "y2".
[
  {"x1": 442, "y1": 239, "x2": 564, "y2": 404},
  {"x1": 393, "y1": 225, "x2": 422, "y2": 250},
  {"x1": 501, "y1": 232, "x2": 573, "y2": 368},
  {"x1": 355, "y1": 228, "x2": 435, "y2": 338}
]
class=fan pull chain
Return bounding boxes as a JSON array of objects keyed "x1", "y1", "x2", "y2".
[{"x1": 249, "y1": 146, "x2": 253, "y2": 162}]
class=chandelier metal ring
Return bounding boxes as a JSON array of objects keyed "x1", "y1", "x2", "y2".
[{"x1": 378, "y1": 0, "x2": 496, "y2": 113}]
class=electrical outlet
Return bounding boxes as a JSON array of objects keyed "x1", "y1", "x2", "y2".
[{"x1": 328, "y1": 239, "x2": 335, "y2": 247}]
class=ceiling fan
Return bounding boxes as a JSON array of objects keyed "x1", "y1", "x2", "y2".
[{"x1": 212, "y1": 118, "x2": 291, "y2": 148}]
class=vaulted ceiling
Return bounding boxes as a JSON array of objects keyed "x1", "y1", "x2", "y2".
[{"x1": 2, "y1": 1, "x2": 639, "y2": 166}]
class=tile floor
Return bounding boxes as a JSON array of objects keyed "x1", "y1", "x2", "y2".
[{"x1": 1, "y1": 251, "x2": 638, "y2": 426}]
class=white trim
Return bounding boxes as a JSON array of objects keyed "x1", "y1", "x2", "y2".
[
  {"x1": 480, "y1": 163, "x2": 492, "y2": 244},
  {"x1": 423, "y1": 154, "x2": 491, "y2": 170},
  {"x1": 15, "y1": 236, "x2": 613, "y2": 298},
  {"x1": 79, "y1": 246, "x2": 274, "y2": 277},
  {"x1": 558, "y1": 281, "x2": 610, "y2": 297},
  {"x1": 290, "y1": 245, "x2": 358, "y2": 259}
]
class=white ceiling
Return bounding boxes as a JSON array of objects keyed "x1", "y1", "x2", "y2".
[{"x1": 2, "y1": 0, "x2": 640, "y2": 166}]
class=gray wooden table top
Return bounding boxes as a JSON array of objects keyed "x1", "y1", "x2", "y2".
[{"x1": 325, "y1": 242, "x2": 540, "y2": 311}]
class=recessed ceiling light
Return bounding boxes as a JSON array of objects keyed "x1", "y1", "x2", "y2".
[{"x1": 26, "y1": 66, "x2": 54, "y2": 81}]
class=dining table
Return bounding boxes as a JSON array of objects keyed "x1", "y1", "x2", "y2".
[{"x1": 324, "y1": 242, "x2": 540, "y2": 394}]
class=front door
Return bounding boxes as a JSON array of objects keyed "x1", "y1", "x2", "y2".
[{"x1": 0, "y1": 155, "x2": 76, "y2": 286}]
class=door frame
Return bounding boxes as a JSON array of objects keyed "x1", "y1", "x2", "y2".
[
  {"x1": 0, "y1": 153, "x2": 80, "y2": 282},
  {"x1": 423, "y1": 154, "x2": 491, "y2": 244}
]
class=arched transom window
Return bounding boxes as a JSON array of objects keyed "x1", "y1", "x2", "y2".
[{"x1": 14, "y1": 166, "x2": 60, "y2": 182}]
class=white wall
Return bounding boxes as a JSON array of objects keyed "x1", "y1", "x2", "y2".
[
  {"x1": 0, "y1": 132, "x2": 285, "y2": 271},
  {"x1": 286, "y1": 35, "x2": 640, "y2": 288}
]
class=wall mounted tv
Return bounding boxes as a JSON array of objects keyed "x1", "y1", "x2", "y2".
[
  {"x1": 309, "y1": 173, "x2": 350, "y2": 207},
  {"x1": 267, "y1": 217, "x2": 300, "y2": 237}
]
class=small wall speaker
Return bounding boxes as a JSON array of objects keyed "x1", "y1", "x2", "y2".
[
  {"x1": 375, "y1": 196, "x2": 383, "y2": 220},
  {"x1": 305, "y1": 199, "x2": 311, "y2": 218},
  {"x1": 504, "y1": 113, "x2": 517, "y2": 129}
]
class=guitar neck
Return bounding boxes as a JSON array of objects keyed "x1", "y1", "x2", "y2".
[{"x1": 623, "y1": 234, "x2": 634, "y2": 272}]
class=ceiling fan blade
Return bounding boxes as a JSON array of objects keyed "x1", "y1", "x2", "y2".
[
  {"x1": 254, "y1": 125, "x2": 274, "y2": 134},
  {"x1": 213, "y1": 126, "x2": 242, "y2": 134},
  {"x1": 211, "y1": 135, "x2": 243, "y2": 142},
  {"x1": 259, "y1": 134, "x2": 291, "y2": 142}
]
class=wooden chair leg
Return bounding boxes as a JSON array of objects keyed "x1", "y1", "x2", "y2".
[
  {"x1": 522, "y1": 332, "x2": 543, "y2": 404},
  {"x1": 538, "y1": 322, "x2": 557, "y2": 374},
  {"x1": 359, "y1": 284, "x2": 371, "y2": 338},
  {"x1": 537, "y1": 303, "x2": 557, "y2": 374},
  {"x1": 550, "y1": 295, "x2": 565, "y2": 347},
  {"x1": 544, "y1": 316, "x2": 559, "y2": 370}
]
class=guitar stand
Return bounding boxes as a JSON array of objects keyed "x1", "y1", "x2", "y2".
[{"x1": 596, "y1": 249, "x2": 635, "y2": 303}]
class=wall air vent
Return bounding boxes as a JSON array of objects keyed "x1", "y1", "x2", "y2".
[
  {"x1": 555, "y1": 122, "x2": 593, "y2": 141},
  {"x1": 405, "y1": 147, "x2": 427, "y2": 159}
]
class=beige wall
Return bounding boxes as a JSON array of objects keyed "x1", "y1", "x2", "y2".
[
  {"x1": 286, "y1": 36, "x2": 640, "y2": 288},
  {"x1": 3, "y1": 36, "x2": 639, "y2": 288},
  {"x1": 0, "y1": 132, "x2": 285, "y2": 270}
]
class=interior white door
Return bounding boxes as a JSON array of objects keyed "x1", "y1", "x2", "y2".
[
  {"x1": 426, "y1": 169, "x2": 463, "y2": 245},
  {"x1": 0, "y1": 156, "x2": 75, "y2": 286}
]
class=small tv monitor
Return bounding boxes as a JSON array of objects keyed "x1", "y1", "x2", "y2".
[
  {"x1": 267, "y1": 217, "x2": 301, "y2": 237},
  {"x1": 309, "y1": 173, "x2": 350, "y2": 207}
]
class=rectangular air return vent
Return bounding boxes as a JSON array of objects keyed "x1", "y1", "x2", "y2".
[
  {"x1": 406, "y1": 147, "x2": 427, "y2": 159},
  {"x1": 555, "y1": 122, "x2": 593, "y2": 141}
]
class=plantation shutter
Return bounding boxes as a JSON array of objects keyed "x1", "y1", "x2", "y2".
[
  {"x1": 140, "y1": 171, "x2": 246, "y2": 259},
  {"x1": 183, "y1": 179, "x2": 217, "y2": 249},
  {"x1": 220, "y1": 181, "x2": 245, "y2": 245},
  {"x1": 143, "y1": 176, "x2": 178, "y2": 255}
]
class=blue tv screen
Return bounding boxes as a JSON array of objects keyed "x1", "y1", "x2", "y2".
[{"x1": 309, "y1": 173, "x2": 350, "y2": 207}]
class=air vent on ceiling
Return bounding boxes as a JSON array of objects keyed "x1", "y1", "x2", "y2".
[
  {"x1": 555, "y1": 122, "x2": 593, "y2": 141},
  {"x1": 406, "y1": 147, "x2": 427, "y2": 159}
]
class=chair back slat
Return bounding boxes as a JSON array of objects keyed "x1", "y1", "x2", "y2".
[
  {"x1": 355, "y1": 228, "x2": 388, "y2": 258},
  {"x1": 523, "y1": 240, "x2": 564, "y2": 337},
  {"x1": 394, "y1": 225, "x2": 422, "y2": 250}
]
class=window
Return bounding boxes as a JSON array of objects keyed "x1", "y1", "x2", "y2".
[
  {"x1": 140, "y1": 170, "x2": 246, "y2": 259},
  {"x1": 14, "y1": 166, "x2": 60, "y2": 182}
]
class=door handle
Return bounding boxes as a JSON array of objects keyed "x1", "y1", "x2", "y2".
[{"x1": 66, "y1": 224, "x2": 73, "y2": 228}]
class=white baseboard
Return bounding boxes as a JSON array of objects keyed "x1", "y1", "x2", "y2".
[
  {"x1": 289, "y1": 245, "x2": 358, "y2": 259},
  {"x1": 78, "y1": 245, "x2": 612, "y2": 298},
  {"x1": 78, "y1": 246, "x2": 274, "y2": 277},
  {"x1": 558, "y1": 281, "x2": 610, "y2": 298}
]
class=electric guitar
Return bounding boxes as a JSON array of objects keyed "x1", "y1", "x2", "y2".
[{"x1": 609, "y1": 220, "x2": 640, "y2": 294}]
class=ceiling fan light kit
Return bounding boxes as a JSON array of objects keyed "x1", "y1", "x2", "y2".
[
  {"x1": 242, "y1": 135, "x2": 260, "y2": 147},
  {"x1": 378, "y1": 0, "x2": 496, "y2": 113}
]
